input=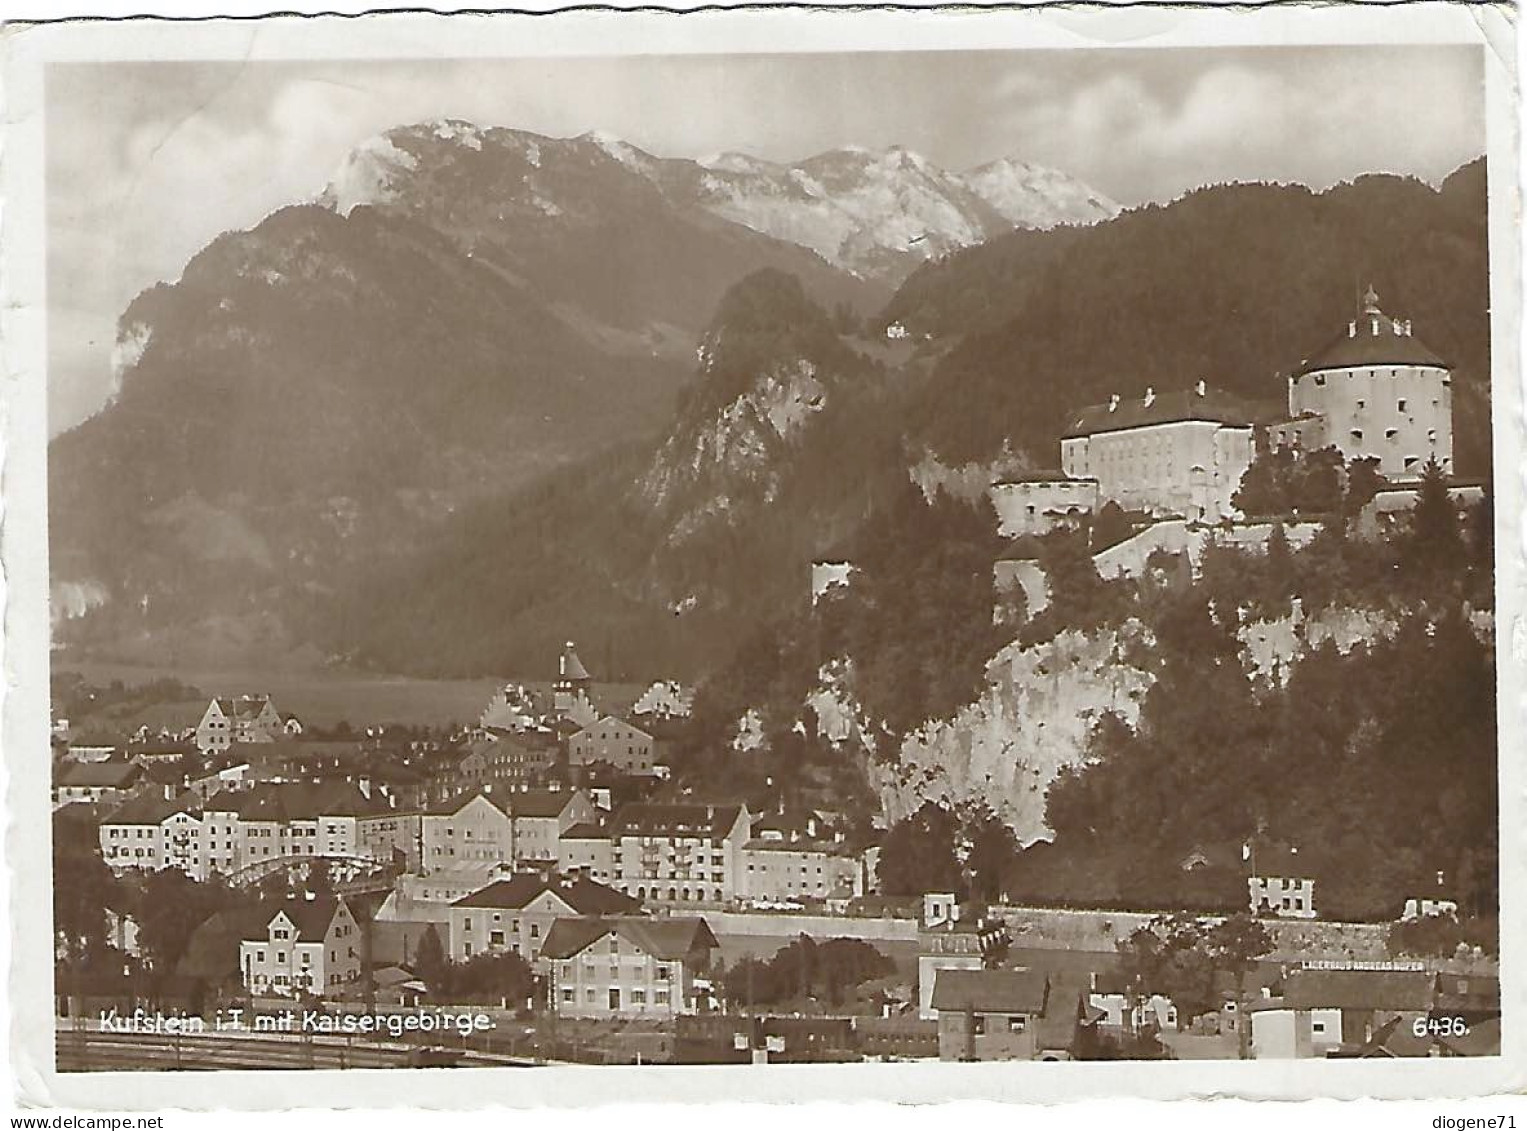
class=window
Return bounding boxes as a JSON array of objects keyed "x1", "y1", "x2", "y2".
[
  {"x1": 530, "y1": 923, "x2": 540, "y2": 938},
  {"x1": 1008, "y1": 1016, "x2": 1027, "y2": 1033},
  {"x1": 972, "y1": 1017, "x2": 987, "y2": 1036},
  {"x1": 1312, "y1": 1021, "x2": 1326, "y2": 1034},
  {"x1": 1398, "y1": 399, "x2": 1408, "y2": 413},
  {"x1": 562, "y1": 987, "x2": 575, "y2": 1003}
]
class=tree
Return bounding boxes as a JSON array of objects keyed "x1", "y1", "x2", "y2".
[
  {"x1": 1403, "y1": 457, "x2": 1463, "y2": 580},
  {"x1": 413, "y1": 924, "x2": 448, "y2": 992},
  {"x1": 1202, "y1": 914, "x2": 1273, "y2": 1059},
  {"x1": 877, "y1": 803, "x2": 962, "y2": 897}
]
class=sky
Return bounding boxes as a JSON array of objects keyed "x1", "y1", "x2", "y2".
[{"x1": 46, "y1": 46, "x2": 1485, "y2": 435}]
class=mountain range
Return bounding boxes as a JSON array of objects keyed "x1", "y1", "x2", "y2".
[{"x1": 47, "y1": 117, "x2": 1487, "y2": 687}]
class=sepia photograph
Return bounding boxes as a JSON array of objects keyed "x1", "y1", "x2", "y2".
[{"x1": 2, "y1": 1, "x2": 1521, "y2": 1108}]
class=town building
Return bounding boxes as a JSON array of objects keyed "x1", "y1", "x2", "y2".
[
  {"x1": 98, "y1": 793, "x2": 207, "y2": 879},
  {"x1": 53, "y1": 759, "x2": 144, "y2": 809},
  {"x1": 419, "y1": 788, "x2": 596, "y2": 872},
  {"x1": 1248, "y1": 969, "x2": 1435, "y2": 1058},
  {"x1": 738, "y1": 840, "x2": 859, "y2": 904},
  {"x1": 1272, "y1": 286, "x2": 1453, "y2": 479},
  {"x1": 931, "y1": 969, "x2": 1084, "y2": 1061},
  {"x1": 558, "y1": 822, "x2": 617, "y2": 884},
  {"x1": 446, "y1": 873, "x2": 641, "y2": 966},
  {"x1": 1247, "y1": 843, "x2": 1317, "y2": 919},
  {"x1": 607, "y1": 803, "x2": 750, "y2": 905},
  {"x1": 568, "y1": 716, "x2": 655, "y2": 775},
  {"x1": 1061, "y1": 382, "x2": 1271, "y2": 522},
  {"x1": 194, "y1": 695, "x2": 284, "y2": 756},
  {"x1": 914, "y1": 894, "x2": 1018, "y2": 1020},
  {"x1": 239, "y1": 896, "x2": 363, "y2": 999},
  {"x1": 542, "y1": 916, "x2": 719, "y2": 1019},
  {"x1": 988, "y1": 474, "x2": 1099, "y2": 538},
  {"x1": 552, "y1": 642, "x2": 598, "y2": 726},
  {"x1": 478, "y1": 683, "x2": 539, "y2": 733}
]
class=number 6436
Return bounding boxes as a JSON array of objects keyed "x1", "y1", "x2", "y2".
[{"x1": 1414, "y1": 1016, "x2": 1471, "y2": 1038}]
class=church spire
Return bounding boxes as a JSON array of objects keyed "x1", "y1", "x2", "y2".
[{"x1": 1361, "y1": 283, "x2": 1382, "y2": 316}]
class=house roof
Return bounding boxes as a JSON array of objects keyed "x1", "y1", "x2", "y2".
[
  {"x1": 213, "y1": 696, "x2": 275, "y2": 722},
  {"x1": 56, "y1": 761, "x2": 143, "y2": 789},
  {"x1": 539, "y1": 916, "x2": 717, "y2": 961},
  {"x1": 930, "y1": 969, "x2": 1051, "y2": 1015},
  {"x1": 1063, "y1": 386, "x2": 1279, "y2": 440},
  {"x1": 1433, "y1": 973, "x2": 1500, "y2": 1014},
  {"x1": 572, "y1": 716, "x2": 652, "y2": 741},
  {"x1": 560, "y1": 822, "x2": 610, "y2": 841},
  {"x1": 178, "y1": 906, "x2": 274, "y2": 982},
  {"x1": 205, "y1": 780, "x2": 387, "y2": 821},
  {"x1": 611, "y1": 802, "x2": 744, "y2": 839},
  {"x1": 102, "y1": 792, "x2": 199, "y2": 826},
  {"x1": 1281, "y1": 970, "x2": 1435, "y2": 1012},
  {"x1": 991, "y1": 470, "x2": 1093, "y2": 486},
  {"x1": 260, "y1": 897, "x2": 348, "y2": 943},
  {"x1": 507, "y1": 788, "x2": 581, "y2": 819},
  {"x1": 452, "y1": 874, "x2": 640, "y2": 915},
  {"x1": 1296, "y1": 297, "x2": 1447, "y2": 376}
]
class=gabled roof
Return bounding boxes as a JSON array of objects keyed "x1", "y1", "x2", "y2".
[
  {"x1": 560, "y1": 822, "x2": 610, "y2": 841},
  {"x1": 422, "y1": 789, "x2": 508, "y2": 817},
  {"x1": 452, "y1": 874, "x2": 640, "y2": 916},
  {"x1": 572, "y1": 716, "x2": 652, "y2": 741},
  {"x1": 539, "y1": 916, "x2": 717, "y2": 961},
  {"x1": 1281, "y1": 970, "x2": 1434, "y2": 1012},
  {"x1": 930, "y1": 969, "x2": 1051, "y2": 1015},
  {"x1": 1064, "y1": 386, "x2": 1278, "y2": 440},
  {"x1": 611, "y1": 802, "x2": 744, "y2": 838},
  {"x1": 259, "y1": 897, "x2": 349, "y2": 943},
  {"x1": 212, "y1": 696, "x2": 275, "y2": 722},
  {"x1": 507, "y1": 788, "x2": 583, "y2": 819}
]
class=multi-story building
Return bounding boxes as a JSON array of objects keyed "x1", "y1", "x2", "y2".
[
  {"x1": 419, "y1": 788, "x2": 595, "y2": 872},
  {"x1": 447, "y1": 873, "x2": 641, "y2": 967},
  {"x1": 608, "y1": 803, "x2": 750, "y2": 906},
  {"x1": 1060, "y1": 382, "x2": 1270, "y2": 522},
  {"x1": 738, "y1": 840, "x2": 859, "y2": 903},
  {"x1": 1247, "y1": 969, "x2": 1435, "y2": 1059},
  {"x1": 552, "y1": 642, "x2": 598, "y2": 726},
  {"x1": 1272, "y1": 286, "x2": 1453, "y2": 479},
  {"x1": 420, "y1": 792, "x2": 513, "y2": 870},
  {"x1": 1247, "y1": 843, "x2": 1317, "y2": 919},
  {"x1": 101, "y1": 780, "x2": 404, "y2": 880},
  {"x1": 558, "y1": 821, "x2": 617, "y2": 884},
  {"x1": 194, "y1": 696, "x2": 284, "y2": 756},
  {"x1": 239, "y1": 896, "x2": 363, "y2": 999},
  {"x1": 542, "y1": 916, "x2": 719, "y2": 1019},
  {"x1": 568, "y1": 717, "x2": 655, "y2": 775}
]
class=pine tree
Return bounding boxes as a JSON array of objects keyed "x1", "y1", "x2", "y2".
[{"x1": 1404, "y1": 457, "x2": 1463, "y2": 579}]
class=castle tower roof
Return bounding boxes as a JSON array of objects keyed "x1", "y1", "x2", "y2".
[{"x1": 1295, "y1": 287, "x2": 1447, "y2": 376}]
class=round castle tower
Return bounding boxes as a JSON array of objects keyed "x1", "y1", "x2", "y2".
[{"x1": 1281, "y1": 285, "x2": 1452, "y2": 479}]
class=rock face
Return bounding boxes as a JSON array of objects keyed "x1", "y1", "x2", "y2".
[
  {"x1": 1239, "y1": 602, "x2": 1399, "y2": 686},
  {"x1": 872, "y1": 623, "x2": 1155, "y2": 845}
]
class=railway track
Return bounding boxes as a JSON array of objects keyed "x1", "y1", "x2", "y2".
[{"x1": 54, "y1": 1029, "x2": 533, "y2": 1072}]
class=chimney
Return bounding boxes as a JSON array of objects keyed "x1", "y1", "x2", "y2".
[
  {"x1": 1143, "y1": 387, "x2": 1155, "y2": 408},
  {"x1": 1108, "y1": 394, "x2": 1120, "y2": 413},
  {"x1": 1195, "y1": 379, "x2": 1206, "y2": 397}
]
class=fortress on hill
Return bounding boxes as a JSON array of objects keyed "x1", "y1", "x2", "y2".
[{"x1": 989, "y1": 285, "x2": 1460, "y2": 538}]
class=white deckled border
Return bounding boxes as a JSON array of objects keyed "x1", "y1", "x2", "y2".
[{"x1": 0, "y1": 0, "x2": 1521, "y2": 1110}]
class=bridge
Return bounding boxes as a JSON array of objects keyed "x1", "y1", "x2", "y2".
[{"x1": 227, "y1": 853, "x2": 398, "y2": 892}]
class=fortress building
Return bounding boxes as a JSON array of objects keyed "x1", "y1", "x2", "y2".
[
  {"x1": 1271, "y1": 285, "x2": 1453, "y2": 479},
  {"x1": 1060, "y1": 381, "x2": 1272, "y2": 522}
]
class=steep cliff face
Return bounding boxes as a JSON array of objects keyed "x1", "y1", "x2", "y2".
[
  {"x1": 870, "y1": 623, "x2": 1155, "y2": 844},
  {"x1": 639, "y1": 269, "x2": 888, "y2": 546},
  {"x1": 1238, "y1": 602, "x2": 1400, "y2": 686}
]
